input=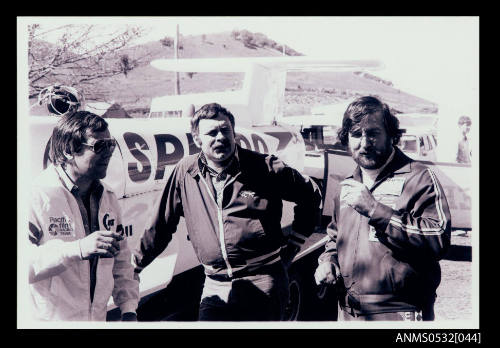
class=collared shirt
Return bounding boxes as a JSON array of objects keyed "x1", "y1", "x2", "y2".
[
  {"x1": 55, "y1": 165, "x2": 103, "y2": 303},
  {"x1": 360, "y1": 147, "x2": 396, "y2": 189},
  {"x1": 198, "y1": 148, "x2": 240, "y2": 206}
]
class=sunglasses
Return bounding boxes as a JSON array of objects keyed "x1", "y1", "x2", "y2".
[{"x1": 81, "y1": 138, "x2": 117, "y2": 154}]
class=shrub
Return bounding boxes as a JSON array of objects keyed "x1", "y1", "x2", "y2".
[{"x1": 160, "y1": 36, "x2": 174, "y2": 47}]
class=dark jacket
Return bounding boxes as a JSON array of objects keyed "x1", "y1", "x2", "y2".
[
  {"x1": 319, "y1": 147, "x2": 451, "y2": 315},
  {"x1": 135, "y1": 146, "x2": 322, "y2": 279}
]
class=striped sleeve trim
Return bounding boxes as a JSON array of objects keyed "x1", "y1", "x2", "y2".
[
  {"x1": 389, "y1": 168, "x2": 448, "y2": 236},
  {"x1": 289, "y1": 230, "x2": 306, "y2": 245},
  {"x1": 29, "y1": 222, "x2": 42, "y2": 245}
]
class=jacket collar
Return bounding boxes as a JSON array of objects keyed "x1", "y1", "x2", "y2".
[
  {"x1": 55, "y1": 164, "x2": 79, "y2": 192},
  {"x1": 54, "y1": 164, "x2": 103, "y2": 196},
  {"x1": 348, "y1": 147, "x2": 413, "y2": 182},
  {"x1": 187, "y1": 145, "x2": 240, "y2": 178}
]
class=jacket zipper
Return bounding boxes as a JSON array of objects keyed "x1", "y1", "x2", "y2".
[
  {"x1": 199, "y1": 174, "x2": 241, "y2": 278},
  {"x1": 216, "y1": 205, "x2": 232, "y2": 277},
  {"x1": 88, "y1": 261, "x2": 92, "y2": 320}
]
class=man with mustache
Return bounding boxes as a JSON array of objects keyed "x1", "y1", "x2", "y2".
[
  {"x1": 28, "y1": 111, "x2": 139, "y2": 321},
  {"x1": 314, "y1": 96, "x2": 451, "y2": 321},
  {"x1": 133, "y1": 103, "x2": 322, "y2": 321}
]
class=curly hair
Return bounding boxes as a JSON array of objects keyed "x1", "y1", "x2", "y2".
[
  {"x1": 337, "y1": 96, "x2": 402, "y2": 146},
  {"x1": 49, "y1": 111, "x2": 108, "y2": 166},
  {"x1": 190, "y1": 103, "x2": 235, "y2": 136},
  {"x1": 458, "y1": 115, "x2": 471, "y2": 125}
]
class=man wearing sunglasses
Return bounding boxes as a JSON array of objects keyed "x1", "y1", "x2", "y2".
[
  {"x1": 28, "y1": 111, "x2": 139, "y2": 321},
  {"x1": 456, "y1": 115, "x2": 472, "y2": 164}
]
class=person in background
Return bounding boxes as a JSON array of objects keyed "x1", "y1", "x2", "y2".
[
  {"x1": 456, "y1": 115, "x2": 472, "y2": 164},
  {"x1": 29, "y1": 111, "x2": 139, "y2": 321},
  {"x1": 133, "y1": 103, "x2": 322, "y2": 321},
  {"x1": 314, "y1": 96, "x2": 451, "y2": 321}
]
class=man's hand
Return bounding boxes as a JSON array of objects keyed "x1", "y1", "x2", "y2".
[
  {"x1": 340, "y1": 179, "x2": 377, "y2": 217},
  {"x1": 121, "y1": 312, "x2": 137, "y2": 321},
  {"x1": 79, "y1": 230, "x2": 123, "y2": 259},
  {"x1": 314, "y1": 262, "x2": 339, "y2": 285}
]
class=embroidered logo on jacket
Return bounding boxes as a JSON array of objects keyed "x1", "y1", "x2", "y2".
[
  {"x1": 103, "y1": 213, "x2": 115, "y2": 231},
  {"x1": 375, "y1": 177, "x2": 406, "y2": 196},
  {"x1": 239, "y1": 190, "x2": 256, "y2": 199},
  {"x1": 48, "y1": 216, "x2": 74, "y2": 236}
]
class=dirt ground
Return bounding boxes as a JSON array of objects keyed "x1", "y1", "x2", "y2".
[{"x1": 434, "y1": 233, "x2": 473, "y2": 321}]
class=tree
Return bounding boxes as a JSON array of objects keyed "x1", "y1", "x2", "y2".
[
  {"x1": 160, "y1": 36, "x2": 174, "y2": 47},
  {"x1": 230, "y1": 30, "x2": 240, "y2": 40},
  {"x1": 28, "y1": 24, "x2": 150, "y2": 99},
  {"x1": 238, "y1": 30, "x2": 255, "y2": 48}
]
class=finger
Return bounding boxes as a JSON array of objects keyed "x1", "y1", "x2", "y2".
[
  {"x1": 110, "y1": 239, "x2": 121, "y2": 251},
  {"x1": 314, "y1": 271, "x2": 323, "y2": 285},
  {"x1": 315, "y1": 268, "x2": 329, "y2": 285},
  {"x1": 98, "y1": 240, "x2": 118, "y2": 253},
  {"x1": 98, "y1": 239, "x2": 119, "y2": 256},
  {"x1": 96, "y1": 230, "x2": 123, "y2": 239},
  {"x1": 340, "y1": 189, "x2": 349, "y2": 200},
  {"x1": 325, "y1": 272, "x2": 336, "y2": 283},
  {"x1": 96, "y1": 230, "x2": 115, "y2": 236},
  {"x1": 95, "y1": 248, "x2": 114, "y2": 258},
  {"x1": 98, "y1": 236, "x2": 117, "y2": 244},
  {"x1": 340, "y1": 179, "x2": 357, "y2": 186},
  {"x1": 111, "y1": 231, "x2": 124, "y2": 241},
  {"x1": 107, "y1": 245, "x2": 119, "y2": 256},
  {"x1": 314, "y1": 268, "x2": 322, "y2": 281},
  {"x1": 341, "y1": 179, "x2": 364, "y2": 188},
  {"x1": 340, "y1": 185, "x2": 357, "y2": 195}
]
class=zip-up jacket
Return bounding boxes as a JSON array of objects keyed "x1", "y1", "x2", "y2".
[
  {"x1": 318, "y1": 147, "x2": 451, "y2": 315},
  {"x1": 28, "y1": 165, "x2": 139, "y2": 321},
  {"x1": 134, "y1": 146, "x2": 322, "y2": 279}
]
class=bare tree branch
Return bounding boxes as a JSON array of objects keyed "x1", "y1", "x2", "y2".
[{"x1": 28, "y1": 24, "x2": 149, "y2": 97}]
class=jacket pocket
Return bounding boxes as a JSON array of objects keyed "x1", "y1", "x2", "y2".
[
  {"x1": 385, "y1": 254, "x2": 418, "y2": 294},
  {"x1": 96, "y1": 257, "x2": 115, "y2": 299},
  {"x1": 237, "y1": 219, "x2": 267, "y2": 250}
]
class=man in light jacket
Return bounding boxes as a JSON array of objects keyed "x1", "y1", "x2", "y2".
[{"x1": 29, "y1": 111, "x2": 139, "y2": 321}]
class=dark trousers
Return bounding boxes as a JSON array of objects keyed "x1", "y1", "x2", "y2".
[
  {"x1": 338, "y1": 297, "x2": 436, "y2": 321},
  {"x1": 198, "y1": 264, "x2": 289, "y2": 321}
]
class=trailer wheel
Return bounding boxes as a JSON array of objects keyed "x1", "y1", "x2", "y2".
[{"x1": 282, "y1": 270, "x2": 302, "y2": 321}]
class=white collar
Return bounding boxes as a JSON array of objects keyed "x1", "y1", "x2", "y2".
[{"x1": 360, "y1": 147, "x2": 395, "y2": 181}]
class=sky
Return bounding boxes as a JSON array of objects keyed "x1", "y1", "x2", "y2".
[{"x1": 19, "y1": 16, "x2": 479, "y2": 120}]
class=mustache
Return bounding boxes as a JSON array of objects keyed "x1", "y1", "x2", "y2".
[
  {"x1": 213, "y1": 141, "x2": 229, "y2": 147},
  {"x1": 359, "y1": 148, "x2": 380, "y2": 155}
]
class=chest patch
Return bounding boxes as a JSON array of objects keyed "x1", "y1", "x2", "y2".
[
  {"x1": 368, "y1": 226, "x2": 379, "y2": 242},
  {"x1": 102, "y1": 213, "x2": 116, "y2": 231},
  {"x1": 375, "y1": 177, "x2": 406, "y2": 196},
  {"x1": 47, "y1": 216, "x2": 75, "y2": 237},
  {"x1": 239, "y1": 190, "x2": 256, "y2": 199}
]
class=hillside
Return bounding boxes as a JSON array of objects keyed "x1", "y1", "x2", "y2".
[{"x1": 31, "y1": 31, "x2": 437, "y2": 117}]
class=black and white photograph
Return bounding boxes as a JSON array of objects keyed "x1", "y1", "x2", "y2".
[{"x1": 17, "y1": 16, "x2": 479, "y2": 332}]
